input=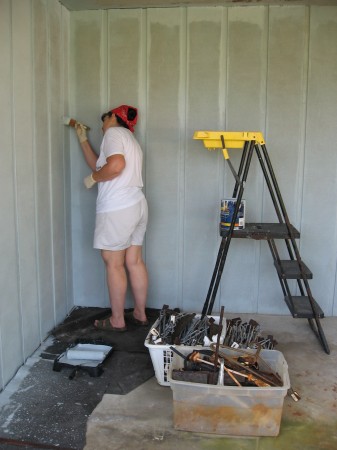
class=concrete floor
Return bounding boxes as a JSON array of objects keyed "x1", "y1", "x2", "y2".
[
  {"x1": 84, "y1": 314, "x2": 337, "y2": 450},
  {"x1": 0, "y1": 312, "x2": 336, "y2": 449}
]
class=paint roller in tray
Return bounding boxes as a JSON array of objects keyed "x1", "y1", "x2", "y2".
[
  {"x1": 63, "y1": 116, "x2": 90, "y2": 130},
  {"x1": 66, "y1": 344, "x2": 112, "y2": 361},
  {"x1": 66, "y1": 349, "x2": 106, "y2": 361}
]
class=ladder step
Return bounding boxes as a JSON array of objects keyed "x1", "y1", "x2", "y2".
[
  {"x1": 220, "y1": 223, "x2": 300, "y2": 239},
  {"x1": 274, "y1": 260, "x2": 313, "y2": 279},
  {"x1": 284, "y1": 296, "x2": 324, "y2": 319}
]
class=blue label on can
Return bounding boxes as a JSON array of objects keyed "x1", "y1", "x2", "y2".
[{"x1": 220, "y1": 198, "x2": 245, "y2": 230}]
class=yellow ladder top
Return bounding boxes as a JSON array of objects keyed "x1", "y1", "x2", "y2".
[{"x1": 193, "y1": 131, "x2": 265, "y2": 149}]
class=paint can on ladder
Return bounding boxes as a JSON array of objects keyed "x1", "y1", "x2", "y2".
[{"x1": 220, "y1": 198, "x2": 246, "y2": 231}]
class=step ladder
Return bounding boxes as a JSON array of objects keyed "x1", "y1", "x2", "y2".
[{"x1": 194, "y1": 131, "x2": 330, "y2": 354}]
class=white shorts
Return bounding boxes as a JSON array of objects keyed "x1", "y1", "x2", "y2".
[{"x1": 93, "y1": 197, "x2": 148, "y2": 251}]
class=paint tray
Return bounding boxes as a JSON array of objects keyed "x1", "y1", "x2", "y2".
[{"x1": 53, "y1": 343, "x2": 114, "y2": 378}]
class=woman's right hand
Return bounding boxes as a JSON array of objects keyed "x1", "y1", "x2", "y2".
[{"x1": 76, "y1": 123, "x2": 88, "y2": 144}]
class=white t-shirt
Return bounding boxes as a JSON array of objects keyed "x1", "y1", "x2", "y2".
[{"x1": 95, "y1": 127, "x2": 144, "y2": 213}]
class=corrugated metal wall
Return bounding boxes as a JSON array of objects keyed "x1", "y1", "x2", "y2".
[
  {"x1": 0, "y1": 0, "x2": 337, "y2": 389},
  {"x1": 0, "y1": 0, "x2": 71, "y2": 389},
  {"x1": 70, "y1": 5, "x2": 337, "y2": 317}
]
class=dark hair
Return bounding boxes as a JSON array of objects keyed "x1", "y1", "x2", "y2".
[
  {"x1": 101, "y1": 111, "x2": 112, "y2": 121},
  {"x1": 126, "y1": 107, "x2": 137, "y2": 121},
  {"x1": 115, "y1": 115, "x2": 129, "y2": 129}
]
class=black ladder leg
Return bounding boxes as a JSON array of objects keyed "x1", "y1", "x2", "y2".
[
  {"x1": 201, "y1": 237, "x2": 226, "y2": 317},
  {"x1": 259, "y1": 143, "x2": 330, "y2": 354},
  {"x1": 308, "y1": 318, "x2": 330, "y2": 354},
  {"x1": 202, "y1": 141, "x2": 255, "y2": 316}
]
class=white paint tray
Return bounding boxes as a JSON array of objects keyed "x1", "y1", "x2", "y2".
[{"x1": 53, "y1": 343, "x2": 114, "y2": 377}]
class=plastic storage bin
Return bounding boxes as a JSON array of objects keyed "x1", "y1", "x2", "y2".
[
  {"x1": 144, "y1": 315, "x2": 222, "y2": 386},
  {"x1": 144, "y1": 337, "x2": 174, "y2": 386},
  {"x1": 168, "y1": 346, "x2": 290, "y2": 437}
]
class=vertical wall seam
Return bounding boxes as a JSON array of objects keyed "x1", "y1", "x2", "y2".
[
  {"x1": 46, "y1": 2, "x2": 57, "y2": 326},
  {"x1": 102, "y1": 10, "x2": 108, "y2": 111},
  {"x1": 300, "y1": 6, "x2": 310, "y2": 243},
  {"x1": 31, "y1": 0, "x2": 43, "y2": 345},
  {"x1": 220, "y1": 5, "x2": 227, "y2": 182},
  {"x1": 294, "y1": 5, "x2": 310, "y2": 296},
  {"x1": 223, "y1": 5, "x2": 230, "y2": 196},
  {"x1": 60, "y1": 3, "x2": 71, "y2": 313},
  {"x1": 0, "y1": 0, "x2": 14, "y2": 386},
  {"x1": 140, "y1": 8, "x2": 148, "y2": 263},
  {"x1": 256, "y1": 6, "x2": 269, "y2": 313},
  {"x1": 178, "y1": 6, "x2": 188, "y2": 310},
  {"x1": 69, "y1": 10, "x2": 75, "y2": 310},
  {"x1": 217, "y1": 6, "x2": 228, "y2": 310},
  {"x1": 11, "y1": 0, "x2": 25, "y2": 364},
  {"x1": 61, "y1": 3, "x2": 67, "y2": 311},
  {"x1": 139, "y1": 8, "x2": 148, "y2": 192},
  {"x1": 145, "y1": 8, "x2": 152, "y2": 275},
  {"x1": 219, "y1": 6, "x2": 226, "y2": 130},
  {"x1": 262, "y1": 5, "x2": 269, "y2": 222},
  {"x1": 103, "y1": 10, "x2": 109, "y2": 303},
  {"x1": 332, "y1": 7, "x2": 337, "y2": 313}
]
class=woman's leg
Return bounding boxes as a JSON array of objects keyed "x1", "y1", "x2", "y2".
[
  {"x1": 125, "y1": 245, "x2": 148, "y2": 322},
  {"x1": 96, "y1": 249, "x2": 127, "y2": 329}
]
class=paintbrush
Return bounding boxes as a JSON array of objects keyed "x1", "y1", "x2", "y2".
[{"x1": 63, "y1": 116, "x2": 90, "y2": 130}]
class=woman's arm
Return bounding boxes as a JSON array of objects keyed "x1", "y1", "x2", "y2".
[
  {"x1": 92, "y1": 154, "x2": 125, "y2": 182},
  {"x1": 76, "y1": 123, "x2": 98, "y2": 171},
  {"x1": 79, "y1": 140, "x2": 98, "y2": 172}
]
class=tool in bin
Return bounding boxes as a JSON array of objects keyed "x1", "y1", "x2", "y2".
[
  {"x1": 212, "y1": 306, "x2": 225, "y2": 374},
  {"x1": 172, "y1": 343, "x2": 283, "y2": 388},
  {"x1": 170, "y1": 346, "x2": 188, "y2": 361},
  {"x1": 175, "y1": 350, "x2": 271, "y2": 387},
  {"x1": 220, "y1": 359, "x2": 242, "y2": 387},
  {"x1": 217, "y1": 359, "x2": 225, "y2": 386},
  {"x1": 289, "y1": 387, "x2": 301, "y2": 402},
  {"x1": 211, "y1": 344, "x2": 283, "y2": 387}
]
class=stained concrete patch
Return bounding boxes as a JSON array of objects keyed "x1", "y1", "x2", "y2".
[
  {"x1": 259, "y1": 420, "x2": 337, "y2": 450},
  {"x1": 0, "y1": 307, "x2": 158, "y2": 449},
  {"x1": 0, "y1": 351, "x2": 154, "y2": 449},
  {"x1": 85, "y1": 378, "x2": 258, "y2": 450}
]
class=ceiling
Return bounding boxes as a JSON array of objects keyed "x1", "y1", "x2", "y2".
[{"x1": 58, "y1": 0, "x2": 337, "y2": 10}]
